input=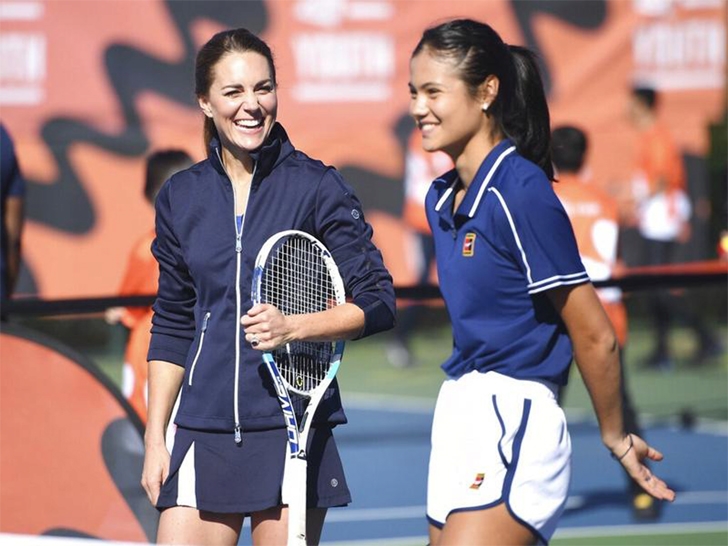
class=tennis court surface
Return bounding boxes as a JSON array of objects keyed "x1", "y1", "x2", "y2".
[{"x1": 311, "y1": 399, "x2": 728, "y2": 545}]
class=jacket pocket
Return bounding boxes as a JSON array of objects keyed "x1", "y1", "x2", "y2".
[{"x1": 188, "y1": 311, "x2": 211, "y2": 386}]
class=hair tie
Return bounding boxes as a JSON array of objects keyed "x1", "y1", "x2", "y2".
[{"x1": 610, "y1": 434, "x2": 634, "y2": 462}]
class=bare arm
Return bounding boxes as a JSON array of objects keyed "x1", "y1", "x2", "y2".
[
  {"x1": 240, "y1": 302, "x2": 365, "y2": 348},
  {"x1": 4, "y1": 196, "x2": 24, "y2": 296},
  {"x1": 141, "y1": 359, "x2": 184, "y2": 505},
  {"x1": 549, "y1": 283, "x2": 623, "y2": 447},
  {"x1": 548, "y1": 283, "x2": 675, "y2": 501}
]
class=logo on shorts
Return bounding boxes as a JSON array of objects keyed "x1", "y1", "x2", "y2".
[
  {"x1": 462, "y1": 233, "x2": 476, "y2": 257},
  {"x1": 469, "y1": 473, "x2": 485, "y2": 489}
]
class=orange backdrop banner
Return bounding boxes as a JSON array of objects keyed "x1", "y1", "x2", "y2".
[
  {"x1": 0, "y1": 324, "x2": 156, "y2": 540},
  {"x1": 1, "y1": 0, "x2": 724, "y2": 298}
]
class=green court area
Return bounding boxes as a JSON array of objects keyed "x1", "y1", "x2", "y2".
[
  {"x1": 552, "y1": 528, "x2": 728, "y2": 546},
  {"x1": 337, "y1": 307, "x2": 728, "y2": 424},
  {"x1": 17, "y1": 287, "x2": 727, "y2": 427},
  {"x1": 23, "y1": 296, "x2": 727, "y2": 425}
]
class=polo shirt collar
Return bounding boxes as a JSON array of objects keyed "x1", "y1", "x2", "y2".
[{"x1": 435, "y1": 139, "x2": 516, "y2": 218}]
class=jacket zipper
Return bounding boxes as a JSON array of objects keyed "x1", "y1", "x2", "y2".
[
  {"x1": 188, "y1": 311, "x2": 211, "y2": 386},
  {"x1": 217, "y1": 148, "x2": 254, "y2": 445}
]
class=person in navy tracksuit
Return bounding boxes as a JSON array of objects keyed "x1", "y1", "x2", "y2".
[
  {"x1": 408, "y1": 19, "x2": 675, "y2": 545},
  {"x1": 140, "y1": 28, "x2": 396, "y2": 546}
]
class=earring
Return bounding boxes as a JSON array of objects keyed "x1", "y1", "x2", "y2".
[{"x1": 482, "y1": 103, "x2": 489, "y2": 112}]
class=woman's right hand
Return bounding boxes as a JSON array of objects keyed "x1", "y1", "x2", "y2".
[{"x1": 141, "y1": 440, "x2": 170, "y2": 506}]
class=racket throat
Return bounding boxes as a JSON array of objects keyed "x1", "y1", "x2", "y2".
[
  {"x1": 294, "y1": 450, "x2": 307, "y2": 462},
  {"x1": 298, "y1": 413, "x2": 310, "y2": 432}
]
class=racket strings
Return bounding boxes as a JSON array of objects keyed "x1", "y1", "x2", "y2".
[{"x1": 262, "y1": 235, "x2": 336, "y2": 394}]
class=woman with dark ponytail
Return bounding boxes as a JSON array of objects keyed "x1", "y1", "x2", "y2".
[{"x1": 408, "y1": 18, "x2": 674, "y2": 545}]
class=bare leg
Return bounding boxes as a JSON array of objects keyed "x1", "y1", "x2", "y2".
[
  {"x1": 429, "y1": 523, "x2": 442, "y2": 546},
  {"x1": 251, "y1": 505, "x2": 328, "y2": 546},
  {"x1": 437, "y1": 503, "x2": 537, "y2": 546},
  {"x1": 157, "y1": 506, "x2": 243, "y2": 546}
]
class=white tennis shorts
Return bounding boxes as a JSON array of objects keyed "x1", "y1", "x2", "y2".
[{"x1": 427, "y1": 370, "x2": 571, "y2": 543}]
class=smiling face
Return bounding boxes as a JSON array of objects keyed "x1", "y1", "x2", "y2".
[
  {"x1": 198, "y1": 50, "x2": 278, "y2": 160},
  {"x1": 408, "y1": 48, "x2": 490, "y2": 161}
]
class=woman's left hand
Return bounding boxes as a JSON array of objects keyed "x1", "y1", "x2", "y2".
[
  {"x1": 241, "y1": 303, "x2": 292, "y2": 350},
  {"x1": 612, "y1": 433, "x2": 676, "y2": 502}
]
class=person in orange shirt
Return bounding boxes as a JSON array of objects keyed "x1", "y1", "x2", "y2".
[
  {"x1": 106, "y1": 150, "x2": 194, "y2": 422},
  {"x1": 627, "y1": 86, "x2": 721, "y2": 369},
  {"x1": 552, "y1": 125, "x2": 660, "y2": 521},
  {"x1": 386, "y1": 129, "x2": 452, "y2": 368}
]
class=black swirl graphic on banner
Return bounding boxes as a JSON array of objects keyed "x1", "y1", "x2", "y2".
[
  {"x1": 26, "y1": 0, "x2": 268, "y2": 234},
  {"x1": 509, "y1": 0, "x2": 608, "y2": 94}
]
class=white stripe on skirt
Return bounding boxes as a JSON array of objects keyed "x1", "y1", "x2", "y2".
[{"x1": 176, "y1": 441, "x2": 197, "y2": 508}]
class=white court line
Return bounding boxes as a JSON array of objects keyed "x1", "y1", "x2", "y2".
[
  {"x1": 323, "y1": 537, "x2": 425, "y2": 546},
  {"x1": 553, "y1": 520, "x2": 728, "y2": 538},
  {"x1": 324, "y1": 490, "x2": 727, "y2": 524},
  {"x1": 0, "y1": 535, "x2": 143, "y2": 546},
  {"x1": 326, "y1": 505, "x2": 425, "y2": 522}
]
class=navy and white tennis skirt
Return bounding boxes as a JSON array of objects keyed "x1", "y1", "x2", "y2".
[{"x1": 157, "y1": 425, "x2": 352, "y2": 514}]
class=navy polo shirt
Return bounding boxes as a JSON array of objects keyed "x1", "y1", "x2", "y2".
[{"x1": 426, "y1": 139, "x2": 589, "y2": 385}]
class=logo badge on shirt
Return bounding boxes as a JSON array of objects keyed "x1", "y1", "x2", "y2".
[
  {"x1": 462, "y1": 233, "x2": 476, "y2": 257},
  {"x1": 469, "y1": 472, "x2": 485, "y2": 489}
]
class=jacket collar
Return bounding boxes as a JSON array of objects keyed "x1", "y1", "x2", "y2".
[{"x1": 209, "y1": 122, "x2": 293, "y2": 181}]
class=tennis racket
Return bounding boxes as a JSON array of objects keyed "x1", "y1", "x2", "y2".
[{"x1": 251, "y1": 230, "x2": 346, "y2": 546}]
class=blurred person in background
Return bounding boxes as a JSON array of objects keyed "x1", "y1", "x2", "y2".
[
  {"x1": 387, "y1": 129, "x2": 452, "y2": 368},
  {"x1": 106, "y1": 149, "x2": 194, "y2": 422},
  {"x1": 627, "y1": 86, "x2": 722, "y2": 370},
  {"x1": 409, "y1": 18, "x2": 674, "y2": 546},
  {"x1": 0, "y1": 123, "x2": 26, "y2": 319},
  {"x1": 552, "y1": 125, "x2": 660, "y2": 521}
]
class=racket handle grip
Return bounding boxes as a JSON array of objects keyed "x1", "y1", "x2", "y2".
[{"x1": 285, "y1": 459, "x2": 308, "y2": 546}]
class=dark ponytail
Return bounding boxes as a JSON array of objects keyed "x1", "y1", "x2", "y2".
[
  {"x1": 504, "y1": 45, "x2": 553, "y2": 180},
  {"x1": 413, "y1": 19, "x2": 554, "y2": 180}
]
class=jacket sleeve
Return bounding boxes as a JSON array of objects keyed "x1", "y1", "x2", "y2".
[
  {"x1": 314, "y1": 168, "x2": 396, "y2": 338},
  {"x1": 147, "y1": 180, "x2": 197, "y2": 365}
]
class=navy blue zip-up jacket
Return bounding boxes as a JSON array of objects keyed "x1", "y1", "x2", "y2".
[{"x1": 147, "y1": 123, "x2": 396, "y2": 433}]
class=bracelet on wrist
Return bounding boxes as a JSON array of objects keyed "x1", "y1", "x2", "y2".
[{"x1": 610, "y1": 434, "x2": 634, "y2": 461}]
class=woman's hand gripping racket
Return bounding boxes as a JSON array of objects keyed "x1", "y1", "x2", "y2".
[{"x1": 251, "y1": 230, "x2": 346, "y2": 546}]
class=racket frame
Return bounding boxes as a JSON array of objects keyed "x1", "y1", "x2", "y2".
[{"x1": 251, "y1": 230, "x2": 346, "y2": 546}]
